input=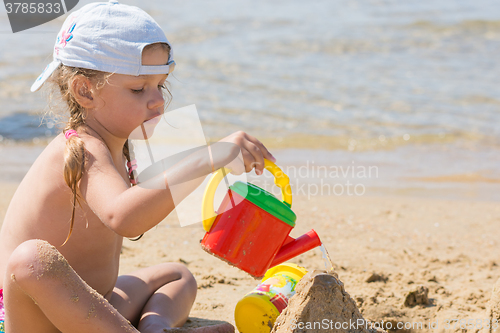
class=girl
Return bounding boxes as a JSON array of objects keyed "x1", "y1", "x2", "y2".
[{"x1": 0, "y1": 1, "x2": 274, "y2": 332}]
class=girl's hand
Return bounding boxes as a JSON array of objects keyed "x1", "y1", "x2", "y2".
[{"x1": 218, "y1": 131, "x2": 276, "y2": 176}]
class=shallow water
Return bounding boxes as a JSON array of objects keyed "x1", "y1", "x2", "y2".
[{"x1": 1, "y1": 0, "x2": 499, "y2": 142}]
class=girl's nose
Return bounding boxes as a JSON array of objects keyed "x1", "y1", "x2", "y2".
[{"x1": 148, "y1": 90, "x2": 165, "y2": 110}]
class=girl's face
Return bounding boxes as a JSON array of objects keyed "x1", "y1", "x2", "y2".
[{"x1": 91, "y1": 46, "x2": 169, "y2": 139}]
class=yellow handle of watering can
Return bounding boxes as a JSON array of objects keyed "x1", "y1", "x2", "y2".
[{"x1": 201, "y1": 159, "x2": 292, "y2": 232}]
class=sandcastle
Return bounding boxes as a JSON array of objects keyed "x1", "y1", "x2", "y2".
[{"x1": 271, "y1": 270, "x2": 386, "y2": 333}]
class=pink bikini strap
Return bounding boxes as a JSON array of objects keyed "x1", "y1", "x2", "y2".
[{"x1": 64, "y1": 129, "x2": 79, "y2": 140}]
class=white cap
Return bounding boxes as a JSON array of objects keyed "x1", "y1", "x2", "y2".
[{"x1": 31, "y1": 0, "x2": 175, "y2": 92}]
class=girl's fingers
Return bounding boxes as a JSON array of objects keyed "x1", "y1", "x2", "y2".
[
  {"x1": 257, "y1": 142, "x2": 276, "y2": 163},
  {"x1": 241, "y1": 134, "x2": 276, "y2": 167},
  {"x1": 244, "y1": 133, "x2": 276, "y2": 163},
  {"x1": 240, "y1": 148, "x2": 257, "y2": 174},
  {"x1": 221, "y1": 131, "x2": 275, "y2": 176},
  {"x1": 242, "y1": 142, "x2": 265, "y2": 175}
]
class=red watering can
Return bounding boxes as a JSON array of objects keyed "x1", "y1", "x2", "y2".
[{"x1": 200, "y1": 159, "x2": 322, "y2": 278}]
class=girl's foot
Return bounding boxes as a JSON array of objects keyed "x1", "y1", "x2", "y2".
[{"x1": 162, "y1": 323, "x2": 234, "y2": 333}]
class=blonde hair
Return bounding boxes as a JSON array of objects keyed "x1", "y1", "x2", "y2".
[{"x1": 48, "y1": 42, "x2": 172, "y2": 245}]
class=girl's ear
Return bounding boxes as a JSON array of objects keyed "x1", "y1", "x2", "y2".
[{"x1": 71, "y1": 75, "x2": 95, "y2": 108}]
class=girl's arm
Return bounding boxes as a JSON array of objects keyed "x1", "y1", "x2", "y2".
[{"x1": 80, "y1": 131, "x2": 274, "y2": 237}]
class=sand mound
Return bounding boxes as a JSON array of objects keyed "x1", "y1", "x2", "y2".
[{"x1": 271, "y1": 270, "x2": 386, "y2": 333}]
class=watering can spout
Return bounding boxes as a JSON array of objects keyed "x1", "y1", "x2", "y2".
[{"x1": 270, "y1": 229, "x2": 322, "y2": 268}]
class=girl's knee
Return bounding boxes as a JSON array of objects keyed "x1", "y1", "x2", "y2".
[
  {"x1": 183, "y1": 268, "x2": 197, "y2": 294},
  {"x1": 6, "y1": 239, "x2": 68, "y2": 287},
  {"x1": 173, "y1": 263, "x2": 197, "y2": 304},
  {"x1": 164, "y1": 263, "x2": 197, "y2": 296},
  {"x1": 6, "y1": 240, "x2": 43, "y2": 282}
]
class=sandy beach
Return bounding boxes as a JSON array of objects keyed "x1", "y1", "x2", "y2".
[
  {"x1": 1, "y1": 172, "x2": 499, "y2": 332},
  {"x1": 1, "y1": 0, "x2": 499, "y2": 331}
]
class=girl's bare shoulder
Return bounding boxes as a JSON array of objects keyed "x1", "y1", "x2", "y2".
[
  {"x1": 42, "y1": 131, "x2": 113, "y2": 172},
  {"x1": 17, "y1": 131, "x2": 120, "y2": 201},
  {"x1": 22, "y1": 132, "x2": 108, "y2": 191},
  {"x1": 24, "y1": 134, "x2": 71, "y2": 194}
]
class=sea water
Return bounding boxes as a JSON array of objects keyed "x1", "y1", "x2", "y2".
[
  {"x1": 1, "y1": 0, "x2": 500, "y2": 148},
  {"x1": 1, "y1": 0, "x2": 499, "y2": 201}
]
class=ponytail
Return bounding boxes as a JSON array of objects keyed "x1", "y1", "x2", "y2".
[
  {"x1": 61, "y1": 112, "x2": 87, "y2": 246},
  {"x1": 54, "y1": 65, "x2": 102, "y2": 246}
]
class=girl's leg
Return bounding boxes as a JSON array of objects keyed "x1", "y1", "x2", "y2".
[
  {"x1": 110, "y1": 263, "x2": 234, "y2": 333},
  {"x1": 4, "y1": 239, "x2": 139, "y2": 333}
]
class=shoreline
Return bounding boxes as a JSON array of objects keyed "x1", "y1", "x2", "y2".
[{"x1": 1, "y1": 141, "x2": 499, "y2": 202}]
